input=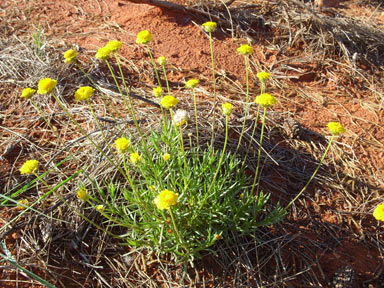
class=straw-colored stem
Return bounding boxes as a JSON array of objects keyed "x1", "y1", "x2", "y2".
[{"x1": 286, "y1": 136, "x2": 335, "y2": 209}]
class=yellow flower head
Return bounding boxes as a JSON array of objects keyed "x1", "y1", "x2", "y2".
[
  {"x1": 254, "y1": 93, "x2": 277, "y2": 108},
  {"x1": 185, "y1": 79, "x2": 200, "y2": 89},
  {"x1": 20, "y1": 160, "x2": 39, "y2": 175},
  {"x1": 17, "y1": 199, "x2": 29, "y2": 210},
  {"x1": 163, "y1": 153, "x2": 170, "y2": 161},
  {"x1": 20, "y1": 88, "x2": 36, "y2": 99},
  {"x1": 256, "y1": 71, "x2": 271, "y2": 83},
  {"x1": 157, "y1": 56, "x2": 166, "y2": 66},
  {"x1": 77, "y1": 188, "x2": 89, "y2": 201},
  {"x1": 95, "y1": 46, "x2": 112, "y2": 60},
  {"x1": 222, "y1": 102, "x2": 233, "y2": 116},
  {"x1": 153, "y1": 86, "x2": 163, "y2": 98},
  {"x1": 172, "y1": 109, "x2": 187, "y2": 127},
  {"x1": 130, "y1": 152, "x2": 141, "y2": 165},
  {"x1": 96, "y1": 205, "x2": 104, "y2": 212},
  {"x1": 373, "y1": 203, "x2": 384, "y2": 222},
  {"x1": 37, "y1": 78, "x2": 57, "y2": 94},
  {"x1": 327, "y1": 122, "x2": 346, "y2": 136},
  {"x1": 202, "y1": 21, "x2": 217, "y2": 33},
  {"x1": 74, "y1": 86, "x2": 95, "y2": 101},
  {"x1": 154, "y1": 189, "x2": 178, "y2": 210},
  {"x1": 63, "y1": 49, "x2": 78, "y2": 63},
  {"x1": 160, "y1": 95, "x2": 178, "y2": 109},
  {"x1": 237, "y1": 44, "x2": 253, "y2": 56},
  {"x1": 136, "y1": 30, "x2": 152, "y2": 44},
  {"x1": 115, "y1": 137, "x2": 130, "y2": 154},
  {"x1": 105, "y1": 40, "x2": 122, "y2": 52}
]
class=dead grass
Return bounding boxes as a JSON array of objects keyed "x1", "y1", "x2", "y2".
[{"x1": 1, "y1": 0, "x2": 384, "y2": 287}]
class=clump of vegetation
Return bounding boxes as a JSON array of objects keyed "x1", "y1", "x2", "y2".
[{"x1": 4, "y1": 21, "x2": 361, "y2": 286}]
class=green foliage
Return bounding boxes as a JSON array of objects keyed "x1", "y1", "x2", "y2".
[
  {"x1": 85, "y1": 123, "x2": 286, "y2": 262},
  {"x1": 31, "y1": 24, "x2": 46, "y2": 57},
  {"x1": 15, "y1": 31, "x2": 344, "y2": 265}
]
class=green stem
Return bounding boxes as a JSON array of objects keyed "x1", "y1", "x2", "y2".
[
  {"x1": 33, "y1": 172, "x2": 121, "y2": 238},
  {"x1": 122, "y1": 154, "x2": 151, "y2": 216},
  {"x1": 178, "y1": 124, "x2": 188, "y2": 187},
  {"x1": 106, "y1": 58, "x2": 151, "y2": 159},
  {"x1": 192, "y1": 88, "x2": 199, "y2": 143},
  {"x1": 169, "y1": 208, "x2": 189, "y2": 254},
  {"x1": 286, "y1": 136, "x2": 335, "y2": 209},
  {"x1": 241, "y1": 106, "x2": 260, "y2": 169},
  {"x1": 161, "y1": 64, "x2": 171, "y2": 95},
  {"x1": 30, "y1": 99, "x2": 63, "y2": 146},
  {"x1": 236, "y1": 55, "x2": 250, "y2": 152},
  {"x1": 207, "y1": 115, "x2": 229, "y2": 194},
  {"x1": 146, "y1": 44, "x2": 161, "y2": 87},
  {"x1": 250, "y1": 108, "x2": 267, "y2": 195},
  {"x1": 50, "y1": 92, "x2": 125, "y2": 178},
  {"x1": 208, "y1": 31, "x2": 216, "y2": 146},
  {"x1": 75, "y1": 62, "x2": 122, "y2": 119},
  {"x1": 86, "y1": 100, "x2": 117, "y2": 161}
]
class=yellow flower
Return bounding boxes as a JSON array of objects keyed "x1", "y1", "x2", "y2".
[
  {"x1": 20, "y1": 88, "x2": 36, "y2": 99},
  {"x1": 153, "y1": 86, "x2": 163, "y2": 98},
  {"x1": 163, "y1": 153, "x2": 170, "y2": 161},
  {"x1": 95, "y1": 46, "x2": 112, "y2": 60},
  {"x1": 148, "y1": 185, "x2": 156, "y2": 191},
  {"x1": 20, "y1": 160, "x2": 39, "y2": 175},
  {"x1": 105, "y1": 40, "x2": 122, "y2": 52},
  {"x1": 237, "y1": 44, "x2": 253, "y2": 55},
  {"x1": 77, "y1": 188, "x2": 89, "y2": 201},
  {"x1": 172, "y1": 109, "x2": 187, "y2": 126},
  {"x1": 185, "y1": 79, "x2": 199, "y2": 89},
  {"x1": 254, "y1": 93, "x2": 277, "y2": 108},
  {"x1": 160, "y1": 95, "x2": 178, "y2": 109},
  {"x1": 222, "y1": 102, "x2": 233, "y2": 116},
  {"x1": 115, "y1": 137, "x2": 130, "y2": 154},
  {"x1": 327, "y1": 122, "x2": 346, "y2": 136},
  {"x1": 157, "y1": 56, "x2": 166, "y2": 66},
  {"x1": 136, "y1": 30, "x2": 152, "y2": 44},
  {"x1": 256, "y1": 71, "x2": 271, "y2": 83},
  {"x1": 63, "y1": 49, "x2": 78, "y2": 63},
  {"x1": 17, "y1": 199, "x2": 29, "y2": 210},
  {"x1": 202, "y1": 21, "x2": 217, "y2": 33},
  {"x1": 130, "y1": 152, "x2": 141, "y2": 165},
  {"x1": 373, "y1": 203, "x2": 384, "y2": 222},
  {"x1": 37, "y1": 78, "x2": 57, "y2": 94},
  {"x1": 154, "y1": 189, "x2": 178, "y2": 210},
  {"x1": 74, "y1": 86, "x2": 95, "y2": 101},
  {"x1": 96, "y1": 205, "x2": 104, "y2": 212}
]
